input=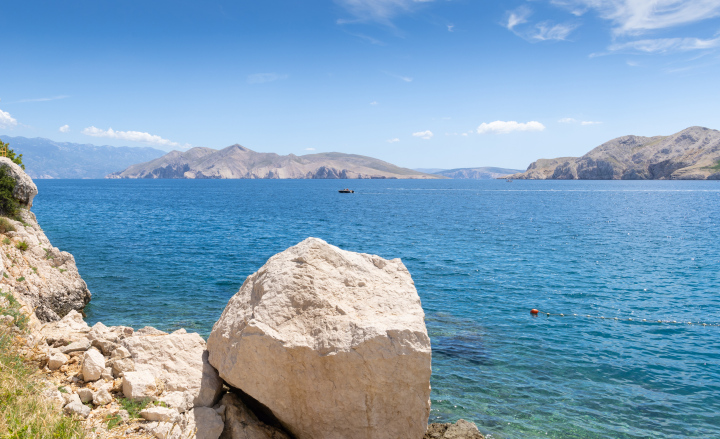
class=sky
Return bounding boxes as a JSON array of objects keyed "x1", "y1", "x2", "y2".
[{"x1": 1, "y1": 0, "x2": 720, "y2": 170}]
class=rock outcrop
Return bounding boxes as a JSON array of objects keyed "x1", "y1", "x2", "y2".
[
  {"x1": 107, "y1": 145, "x2": 443, "y2": 179},
  {"x1": 207, "y1": 237, "x2": 432, "y2": 439},
  {"x1": 508, "y1": 126, "x2": 720, "y2": 180},
  {"x1": 0, "y1": 159, "x2": 91, "y2": 322}
]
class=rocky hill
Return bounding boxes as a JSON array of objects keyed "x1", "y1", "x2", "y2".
[
  {"x1": 0, "y1": 136, "x2": 165, "y2": 179},
  {"x1": 433, "y1": 167, "x2": 522, "y2": 179},
  {"x1": 107, "y1": 144, "x2": 443, "y2": 179},
  {"x1": 507, "y1": 126, "x2": 720, "y2": 180}
]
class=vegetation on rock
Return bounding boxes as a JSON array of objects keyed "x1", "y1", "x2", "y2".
[
  {"x1": 0, "y1": 166, "x2": 19, "y2": 217},
  {"x1": 0, "y1": 139, "x2": 25, "y2": 170}
]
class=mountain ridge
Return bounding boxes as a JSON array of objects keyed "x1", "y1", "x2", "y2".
[
  {"x1": 507, "y1": 126, "x2": 720, "y2": 180},
  {"x1": 107, "y1": 144, "x2": 444, "y2": 179}
]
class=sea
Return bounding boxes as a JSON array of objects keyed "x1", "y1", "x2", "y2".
[{"x1": 32, "y1": 179, "x2": 720, "y2": 439}]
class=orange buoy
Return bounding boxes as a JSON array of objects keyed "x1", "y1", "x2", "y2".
[{"x1": 530, "y1": 309, "x2": 539, "y2": 315}]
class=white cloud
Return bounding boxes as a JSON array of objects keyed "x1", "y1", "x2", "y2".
[
  {"x1": 552, "y1": 0, "x2": 720, "y2": 35},
  {"x1": 505, "y1": 7, "x2": 576, "y2": 41},
  {"x1": 477, "y1": 121, "x2": 545, "y2": 134},
  {"x1": 335, "y1": 0, "x2": 435, "y2": 25},
  {"x1": 581, "y1": 120, "x2": 602, "y2": 125},
  {"x1": 558, "y1": 117, "x2": 577, "y2": 123},
  {"x1": 412, "y1": 130, "x2": 433, "y2": 139},
  {"x1": 370, "y1": 101, "x2": 378, "y2": 105},
  {"x1": 447, "y1": 24, "x2": 454, "y2": 32},
  {"x1": 305, "y1": 147, "x2": 316, "y2": 151},
  {"x1": 559, "y1": 118, "x2": 602, "y2": 125},
  {"x1": 0, "y1": 109, "x2": 17, "y2": 129},
  {"x1": 387, "y1": 138, "x2": 400, "y2": 143},
  {"x1": 608, "y1": 36, "x2": 720, "y2": 53},
  {"x1": 247, "y1": 73, "x2": 289, "y2": 84},
  {"x1": 15, "y1": 95, "x2": 69, "y2": 103},
  {"x1": 82, "y1": 126, "x2": 189, "y2": 150},
  {"x1": 59, "y1": 124, "x2": 70, "y2": 133}
]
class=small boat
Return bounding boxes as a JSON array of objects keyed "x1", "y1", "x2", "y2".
[{"x1": 338, "y1": 188, "x2": 354, "y2": 193}]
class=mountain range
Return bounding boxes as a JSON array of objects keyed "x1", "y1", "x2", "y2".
[
  {"x1": 426, "y1": 167, "x2": 523, "y2": 179},
  {"x1": 107, "y1": 145, "x2": 443, "y2": 179},
  {"x1": 0, "y1": 135, "x2": 166, "y2": 179},
  {"x1": 508, "y1": 126, "x2": 720, "y2": 180}
]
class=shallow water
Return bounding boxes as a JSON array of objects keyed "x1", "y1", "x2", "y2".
[{"x1": 33, "y1": 179, "x2": 720, "y2": 438}]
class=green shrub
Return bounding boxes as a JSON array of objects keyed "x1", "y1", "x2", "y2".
[
  {"x1": 105, "y1": 413, "x2": 122, "y2": 430},
  {"x1": 2, "y1": 238, "x2": 9, "y2": 245},
  {"x1": 0, "y1": 140, "x2": 24, "y2": 170},
  {"x1": 118, "y1": 397, "x2": 152, "y2": 418},
  {"x1": 0, "y1": 167, "x2": 18, "y2": 218},
  {"x1": 15, "y1": 241, "x2": 28, "y2": 251},
  {"x1": 15, "y1": 277, "x2": 24, "y2": 282},
  {"x1": 2, "y1": 273, "x2": 7, "y2": 279},
  {"x1": 31, "y1": 267, "x2": 37, "y2": 274},
  {"x1": 0, "y1": 217, "x2": 15, "y2": 234}
]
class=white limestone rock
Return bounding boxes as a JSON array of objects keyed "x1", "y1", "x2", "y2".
[
  {"x1": 0, "y1": 157, "x2": 37, "y2": 207},
  {"x1": 207, "y1": 238, "x2": 432, "y2": 439},
  {"x1": 184, "y1": 407, "x2": 225, "y2": 439},
  {"x1": 47, "y1": 351, "x2": 68, "y2": 370},
  {"x1": 40, "y1": 310, "x2": 90, "y2": 346},
  {"x1": 64, "y1": 400, "x2": 91, "y2": 418},
  {"x1": 82, "y1": 348, "x2": 106, "y2": 381},
  {"x1": 94, "y1": 388, "x2": 113, "y2": 406},
  {"x1": 77, "y1": 387, "x2": 94, "y2": 403},
  {"x1": 59, "y1": 338, "x2": 91, "y2": 354},
  {"x1": 159, "y1": 391, "x2": 193, "y2": 413},
  {"x1": 122, "y1": 331, "x2": 222, "y2": 407},
  {"x1": 42, "y1": 387, "x2": 65, "y2": 409},
  {"x1": 122, "y1": 371, "x2": 158, "y2": 400},
  {"x1": 140, "y1": 406, "x2": 181, "y2": 423}
]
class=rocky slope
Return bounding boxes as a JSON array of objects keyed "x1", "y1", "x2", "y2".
[
  {"x1": 433, "y1": 167, "x2": 522, "y2": 179},
  {"x1": 1, "y1": 135, "x2": 165, "y2": 179},
  {"x1": 107, "y1": 145, "x2": 443, "y2": 179},
  {"x1": 508, "y1": 126, "x2": 720, "y2": 180}
]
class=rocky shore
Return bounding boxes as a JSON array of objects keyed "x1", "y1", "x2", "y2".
[{"x1": 0, "y1": 159, "x2": 484, "y2": 439}]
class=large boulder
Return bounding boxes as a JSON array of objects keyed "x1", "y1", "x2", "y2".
[
  {"x1": 122, "y1": 331, "x2": 223, "y2": 407},
  {"x1": 207, "y1": 237, "x2": 432, "y2": 439},
  {"x1": 0, "y1": 157, "x2": 37, "y2": 207}
]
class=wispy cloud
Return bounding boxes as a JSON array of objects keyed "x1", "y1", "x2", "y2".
[
  {"x1": 551, "y1": 0, "x2": 720, "y2": 35},
  {"x1": 412, "y1": 130, "x2": 433, "y2": 139},
  {"x1": 14, "y1": 95, "x2": 69, "y2": 103},
  {"x1": 59, "y1": 124, "x2": 70, "y2": 133},
  {"x1": 559, "y1": 117, "x2": 602, "y2": 125},
  {"x1": 477, "y1": 121, "x2": 545, "y2": 134},
  {"x1": 347, "y1": 32, "x2": 386, "y2": 45},
  {"x1": 384, "y1": 72, "x2": 413, "y2": 82},
  {"x1": 247, "y1": 73, "x2": 289, "y2": 84},
  {"x1": 387, "y1": 138, "x2": 400, "y2": 143},
  {"x1": 607, "y1": 36, "x2": 720, "y2": 54},
  {"x1": 370, "y1": 101, "x2": 378, "y2": 105},
  {"x1": 305, "y1": 147, "x2": 316, "y2": 151},
  {"x1": 82, "y1": 126, "x2": 189, "y2": 150},
  {"x1": 335, "y1": 0, "x2": 435, "y2": 25},
  {"x1": 505, "y1": 7, "x2": 576, "y2": 41},
  {"x1": 447, "y1": 24, "x2": 454, "y2": 32},
  {"x1": 0, "y1": 109, "x2": 17, "y2": 129}
]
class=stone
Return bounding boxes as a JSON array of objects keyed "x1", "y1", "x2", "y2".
[
  {"x1": 122, "y1": 371, "x2": 157, "y2": 400},
  {"x1": 118, "y1": 409, "x2": 130, "y2": 422},
  {"x1": 94, "y1": 388, "x2": 113, "y2": 406},
  {"x1": 47, "y1": 351, "x2": 68, "y2": 370},
  {"x1": 110, "y1": 325, "x2": 134, "y2": 337},
  {"x1": 64, "y1": 400, "x2": 91, "y2": 418},
  {"x1": 82, "y1": 348, "x2": 106, "y2": 381},
  {"x1": 42, "y1": 387, "x2": 65, "y2": 409},
  {"x1": 137, "y1": 326, "x2": 168, "y2": 336},
  {"x1": 219, "y1": 393, "x2": 290, "y2": 439},
  {"x1": 207, "y1": 238, "x2": 432, "y2": 439},
  {"x1": 59, "y1": 338, "x2": 91, "y2": 354},
  {"x1": 102, "y1": 367, "x2": 114, "y2": 381},
  {"x1": 122, "y1": 332, "x2": 222, "y2": 407},
  {"x1": 140, "y1": 406, "x2": 181, "y2": 423},
  {"x1": 144, "y1": 421, "x2": 183, "y2": 439},
  {"x1": 42, "y1": 311, "x2": 90, "y2": 346},
  {"x1": 159, "y1": 391, "x2": 193, "y2": 413},
  {"x1": 62, "y1": 392, "x2": 81, "y2": 406},
  {"x1": 424, "y1": 420, "x2": 484, "y2": 439},
  {"x1": 92, "y1": 338, "x2": 119, "y2": 356},
  {"x1": 109, "y1": 357, "x2": 135, "y2": 377},
  {"x1": 77, "y1": 387, "x2": 94, "y2": 403},
  {"x1": 0, "y1": 157, "x2": 36, "y2": 207},
  {"x1": 184, "y1": 407, "x2": 224, "y2": 439},
  {"x1": 111, "y1": 346, "x2": 131, "y2": 359}
]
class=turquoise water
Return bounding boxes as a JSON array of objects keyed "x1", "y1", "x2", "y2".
[{"x1": 33, "y1": 179, "x2": 720, "y2": 438}]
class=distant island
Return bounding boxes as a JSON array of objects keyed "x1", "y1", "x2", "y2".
[
  {"x1": 107, "y1": 144, "x2": 445, "y2": 179},
  {"x1": 0, "y1": 136, "x2": 165, "y2": 179},
  {"x1": 507, "y1": 126, "x2": 720, "y2": 180},
  {"x1": 419, "y1": 167, "x2": 523, "y2": 179}
]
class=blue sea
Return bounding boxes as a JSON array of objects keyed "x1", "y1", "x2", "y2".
[{"x1": 33, "y1": 179, "x2": 720, "y2": 438}]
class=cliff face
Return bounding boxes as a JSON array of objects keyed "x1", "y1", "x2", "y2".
[
  {"x1": 107, "y1": 145, "x2": 443, "y2": 179},
  {"x1": 508, "y1": 126, "x2": 720, "y2": 180},
  {"x1": 0, "y1": 158, "x2": 91, "y2": 322}
]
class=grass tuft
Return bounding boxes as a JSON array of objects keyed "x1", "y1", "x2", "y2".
[
  {"x1": 0, "y1": 217, "x2": 15, "y2": 234},
  {"x1": 0, "y1": 293, "x2": 85, "y2": 438},
  {"x1": 118, "y1": 397, "x2": 152, "y2": 419},
  {"x1": 15, "y1": 241, "x2": 28, "y2": 252}
]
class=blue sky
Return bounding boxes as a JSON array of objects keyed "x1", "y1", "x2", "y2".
[{"x1": 1, "y1": 0, "x2": 719, "y2": 169}]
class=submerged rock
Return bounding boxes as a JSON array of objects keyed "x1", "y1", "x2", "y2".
[
  {"x1": 424, "y1": 420, "x2": 484, "y2": 439},
  {"x1": 207, "y1": 237, "x2": 432, "y2": 439}
]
